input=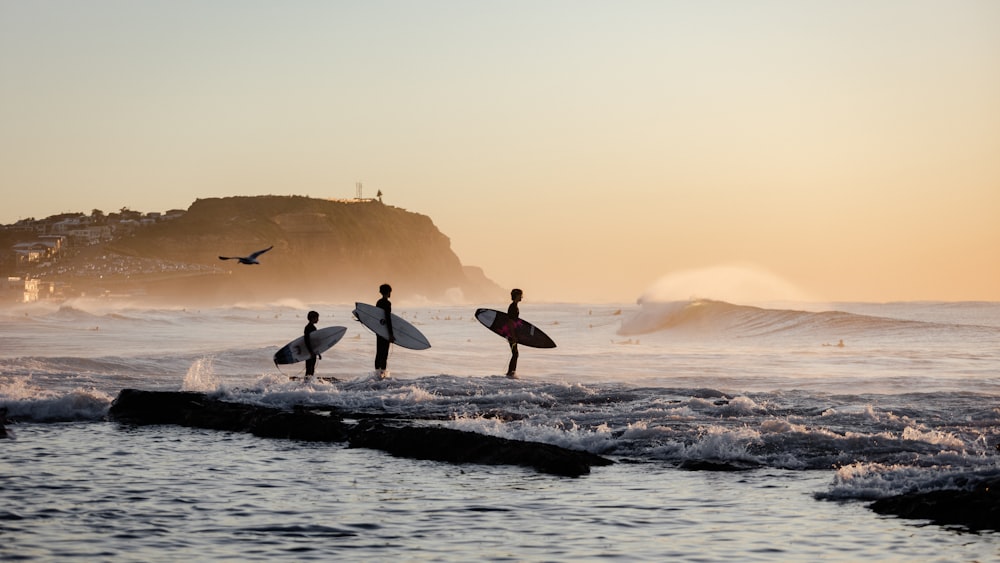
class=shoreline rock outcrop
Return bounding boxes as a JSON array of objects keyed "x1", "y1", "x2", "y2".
[
  {"x1": 348, "y1": 419, "x2": 611, "y2": 477},
  {"x1": 108, "y1": 389, "x2": 612, "y2": 477},
  {"x1": 868, "y1": 478, "x2": 1000, "y2": 532}
]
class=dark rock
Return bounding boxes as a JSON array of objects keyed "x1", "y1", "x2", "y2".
[
  {"x1": 869, "y1": 477, "x2": 1000, "y2": 531},
  {"x1": 347, "y1": 420, "x2": 613, "y2": 478},
  {"x1": 678, "y1": 459, "x2": 759, "y2": 472},
  {"x1": 0, "y1": 407, "x2": 10, "y2": 439},
  {"x1": 107, "y1": 389, "x2": 613, "y2": 478},
  {"x1": 109, "y1": 389, "x2": 209, "y2": 425},
  {"x1": 251, "y1": 407, "x2": 350, "y2": 442},
  {"x1": 108, "y1": 389, "x2": 350, "y2": 441}
]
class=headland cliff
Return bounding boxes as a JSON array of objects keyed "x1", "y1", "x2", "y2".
[{"x1": 13, "y1": 196, "x2": 504, "y2": 305}]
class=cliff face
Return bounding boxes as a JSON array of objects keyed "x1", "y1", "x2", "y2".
[{"x1": 106, "y1": 196, "x2": 503, "y2": 304}]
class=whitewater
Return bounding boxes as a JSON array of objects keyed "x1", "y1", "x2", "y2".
[{"x1": 2, "y1": 298, "x2": 999, "y2": 561}]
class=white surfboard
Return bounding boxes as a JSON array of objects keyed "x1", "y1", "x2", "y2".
[
  {"x1": 352, "y1": 302, "x2": 431, "y2": 350},
  {"x1": 273, "y1": 326, "x2": 347, "y2": 365}
]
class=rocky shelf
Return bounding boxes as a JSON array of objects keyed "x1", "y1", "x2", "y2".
[
  {"x1": 868, "y1": 478, "x2": 1000, "y2": 532},
  {"x1": 107, "y1": 389, "x2": 613, "y2": 478}
]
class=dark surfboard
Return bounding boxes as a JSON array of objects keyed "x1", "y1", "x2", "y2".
[{"x1": 475, "y1": 308, "x2": 557, "y2": 349}]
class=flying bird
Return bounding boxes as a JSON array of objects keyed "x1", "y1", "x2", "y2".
[{"x1": 219, "y1": 245, "x2": 273, "y2": 265}]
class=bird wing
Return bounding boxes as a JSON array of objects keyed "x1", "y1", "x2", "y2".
[
  {"x1": 219, "y1": 256, "x2": 234, "y2": 260},
  {"x1": 249, "y1": 246, "x2": 274, "y2": 259}
]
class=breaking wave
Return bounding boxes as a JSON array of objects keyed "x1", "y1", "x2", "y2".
[{"x1": 618, "y1": 299, "x2": 994, "y2": 339}]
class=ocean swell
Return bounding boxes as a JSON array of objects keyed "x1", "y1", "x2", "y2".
[{"x1": 618, "y1": 299, "x2": 974, "y2": 339}]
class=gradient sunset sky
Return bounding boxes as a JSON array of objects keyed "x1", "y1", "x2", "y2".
[{"x1": 2, "y1": 1, "x2": 998, "y2": 303}]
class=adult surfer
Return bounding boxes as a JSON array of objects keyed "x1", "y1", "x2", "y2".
[
  {"x1": 506, "y1": 288, "x2": 522, "y2": 378},
  {"x1": 375, "y1": 284, "x2": 395, "y2": 378},
  {"x1": 304, "y1": 310, "x2": 321, "y2": 380}
]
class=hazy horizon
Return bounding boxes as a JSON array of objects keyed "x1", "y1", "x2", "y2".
[{"x1": 2, "y1": 1, "x2": 998, "y2": 303}]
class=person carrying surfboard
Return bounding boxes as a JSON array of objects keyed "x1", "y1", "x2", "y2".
[
  {"x1": 506, "y1": 288, "x2": 522, "y2": 378},
  {"x1": 304, "y1": 310, "x2": 321, "y2": 380},
  {"x1": 375, "y1": 284, "x2": 395, "y2": 378}
]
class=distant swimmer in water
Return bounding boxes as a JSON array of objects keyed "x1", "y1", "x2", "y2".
[
  {"x1": 506, "y1": 288, "x2": 522, "y2": 378},
  {"x1": 219, "y1": 245, "x2": 273, "y2": 265}
]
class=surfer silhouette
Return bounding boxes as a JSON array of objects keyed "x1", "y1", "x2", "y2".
[
  {"x1": 506, "y1": 288, "x2": 522, "y2": 378},
  {"x1": 304, "y1": 310, "x2": 320, "y2": 379},
  {"x1": 375, "y1": 284, "x2": 395, "y2": 378}
]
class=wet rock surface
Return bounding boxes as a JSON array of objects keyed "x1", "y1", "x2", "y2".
[
  {"x1": 348, "y1": 419, "x2": 613, "y2": 477},
  {"x1": 108, "y1": 389, "x2": 611, "y2": 477},
  {"x1": 869, "y1": 477, "x2": 1000, "y2": 532}
]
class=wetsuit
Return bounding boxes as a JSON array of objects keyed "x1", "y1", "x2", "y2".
[
  {"x1": 304, "y1": 321, "x2": 317, "y2": 376},
  {"x1": 507, "y1": 300, "x2": 519, "y2": 375},
  {"x1": 375, "y1": 296, "x2": 394, "y2": 370}
]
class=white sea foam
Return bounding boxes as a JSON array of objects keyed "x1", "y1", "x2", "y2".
[
  {"x1": 0, "y1": 376, "x2": 113, "y2": 422},
  {"x1": 181, "y1": 357, "x2": 219, "y2": 392},
  {"x1": 822, "y1": 462, "x2": 1000, "y2": 501}
]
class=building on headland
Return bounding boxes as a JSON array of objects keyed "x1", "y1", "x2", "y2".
[
  {"x1": 13, "y1": 242, "x2": 51, "y2": 264},
  {"x1": 11, "y1": 235, "x2": 65, "y2": 265},
  {"x1": 38, "y1": 235, "x2": 65, "y2": 252},
  {"x1": 4, "y1": 208, "x2": 186, "y2": 274},
  {"x1": 2, "y1": 276, "x2": 52, "y2": 303},
  {"x1": 4, "y1": 208, "x2": 184, "y2": 238},
  {"x1": 68, "y1": 225, "x2": 113, "y2": 246}
]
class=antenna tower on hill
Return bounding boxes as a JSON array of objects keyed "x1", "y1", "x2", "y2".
[{"x1": 355, "y1": 182, "x2": 363, "y2": 199}]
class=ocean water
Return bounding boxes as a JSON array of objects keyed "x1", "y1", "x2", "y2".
[{"x1": 2, "y1": 298, "x2": 999, "y2": 561}]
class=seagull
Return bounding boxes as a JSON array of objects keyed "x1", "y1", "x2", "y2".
[{"x1": 219, "y1": 245, "x2": 273, "y2": 265}]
